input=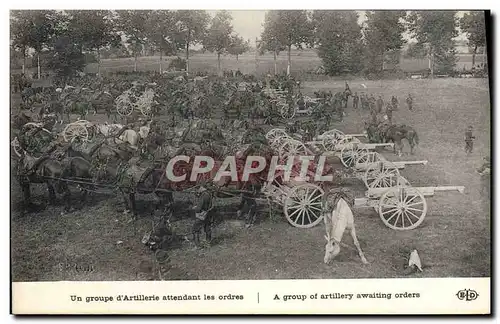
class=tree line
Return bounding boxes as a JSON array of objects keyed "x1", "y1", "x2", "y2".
[
  {"x1": 10, "y1": 10, "x2": 486, "y2": 78},
  {"x1": 10, "y1": 10, "x2": 250, "y2": 77},
  {"x1": 259, "y1": 10, "x2": 486, "y2": 77}
]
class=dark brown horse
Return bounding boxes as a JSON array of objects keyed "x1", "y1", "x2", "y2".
[
  {"x1": 16, "y1": 151, "x2": 94, "y2": 213},
  {"x1": 381, "y1": 124, "x2": 419, "y2": 156}
]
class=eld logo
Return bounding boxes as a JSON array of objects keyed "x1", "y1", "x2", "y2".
[{"x1": 456, "y1": 289, "x2": 479, "y2": 301}]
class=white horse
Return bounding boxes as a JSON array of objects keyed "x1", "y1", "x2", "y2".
[
  {"x1": 322, "y1": 190, "x2": 368, "y2": 264},
  {"x1": 97, "y1": 122, "x2": 151, "y2": 150}
]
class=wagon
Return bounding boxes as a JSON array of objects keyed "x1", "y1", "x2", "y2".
[
  {"x1": 115, "y1": 88, "x2": 155, "y2": 117},
  {"x1": 355, "y1": 175, "x2": 465, "y2": 230},
  {"x1": 265, "y1": 128, "x2": 391, "y2": 168},
  {"x1": 261, "y1": 175, "x2": 326, "y2": 228},
  {"x1": 353, "y1": 152, "x2": 428, "y2": 189}
]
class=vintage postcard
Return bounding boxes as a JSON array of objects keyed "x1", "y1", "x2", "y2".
[{"x1": 9, "y1": 8, "x2": 491, "y2": 315}]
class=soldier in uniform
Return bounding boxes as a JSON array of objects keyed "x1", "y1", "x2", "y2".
[
  {"x1": 464, "y1": 125, "x2": 475, "y2": 154},
  {"x1": 360, "y1": 93, "x2": 368, "y2": 110},
  {"x1": 237, "y1": 183, "x2": 261, "y2": 228},
  {"x1": 385, "y1": 103, "x2": 393, "y2": 124},
  {"x1": 191, "y1": 184, "x2": 214, "y2": 247},
  {"x1": 391, "y1": 96, "x2": 399, "y2": 110},
  {"x1": 376, "y1": 95, "x2": 384, "y2": 113},
  {"x1": 353, "y1": 92, "x2": 359, "y2": 109},
  {"x1": 369, "y1": 94, "x2": 376, "y2": 111},
  {"x1": 370, "y1": 108, "x2": 378, "y2": 125},
  {"x1": 477, "y1": 156, "x2": 491, "y2": 199},
  {"x1": 406, "y1": 93, "x2": 413, "y2": 111}
]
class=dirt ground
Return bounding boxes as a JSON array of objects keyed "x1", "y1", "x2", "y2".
[{"x1": 10, "y1": 78, "x2": 491, "y2": 281}]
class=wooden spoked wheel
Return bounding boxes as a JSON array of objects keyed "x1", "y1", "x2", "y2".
[
  {"x1": 266, "y1": 128, "x2": 288, "y2": 143},
  {"x1": 364, "y1": 161, "x2": 401, "y2": 189},
  {"x1": 11, "y1": 137, "x2": 22, "y2": 157},
  {"x1": 140, "y1": 104, "x2": 152, "y2": 117},
  {"x1": 378, "y1": 185, "x2": 427, "y2": 230},
  {"x1": 321, "y1": 129, "x2": 345, "y2": 151},
  {"x1": 354, "y1": 151, "x2": 384, "y2": 169},
  {"x1": 116, "y1": 101, "x2": 134, "y2": 116},
  {"x1": 278, "y1": 139, "x2": 308, "y2": 160},
  {"x1": 284, "y1": 183, "x2": 325, "y2": 228},
  {"x1": 340, "y1": 144, "x2": 369, "y2": 168},
  {"x1": 270, "y1": 135, "x2": 293, "y2": 150},
  {"x1": 279, "y1": 102, "x2": 296, "y2": 119},
  {"x1": 20, "y1": 124, "x2": 54, "y2": 157},
  {"x1": 63, "y1": 123, "x2": 89, "y2": 143}
]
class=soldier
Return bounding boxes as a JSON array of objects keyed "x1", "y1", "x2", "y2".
[
  {"x1": 385, "y1": 103, "x2": 393, "y2": 124},
  {"x1": 237, "y1": 183, "x2": 261, "y2": 228},
  {"x1": 464, "y1": 125, "x2": 475, "y2": 154},
  {"x1": 353, "y1": 92, "x2": 359, "y2": 109},
  {"x1": 297, "y1": 92, "x2": 306, "y2": 111},
  {"x1": 477, "y1": 156, "x2": 491, "y2": 199},
  {"x1": 369, "y1": 94, "x2": 376, "y2": 111},
  {"x1": 191, "y1": 184, "x2": 214, "y2": 248},
  {"x1": 406, "y1": 93, "x2": 413, "y2": 111},
  {"x1": 391, "y1": 96, "x2": 399, "y2": 110},
  {"x1": 376, "y1": 95, "x2": 384, "y2": 113},
  {"x1": 370, "y1": 108, "x2": 378, "y2": 125}
]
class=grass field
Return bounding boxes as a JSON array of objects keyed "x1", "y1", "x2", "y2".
[
  {"x1": 10, "y1": 76, "x2": 491, "y2": 281},
  {"x1": 14, "y1": 50, "x2": 487, "y2": 79}
]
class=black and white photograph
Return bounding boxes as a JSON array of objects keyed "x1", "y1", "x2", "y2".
[{"x1": 9, "y1": 8, "x2": 491, "y2": 314}]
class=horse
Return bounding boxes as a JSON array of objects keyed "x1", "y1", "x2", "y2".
[
  {"x1": 364, "y1": 122, "x2": 382, "y2": 143},
  {"x1": 15, "y1": 150, "x2": 94, "y2": 213},
  {"x1": 382, "y1": 124, "x2": 420, "y2": 156},
  {"x1": 322, "y1": 189, "x2": 368, "y2": 264},
  {"x1": 91, "y1": 91, "x2": 115, "y2": 119}
]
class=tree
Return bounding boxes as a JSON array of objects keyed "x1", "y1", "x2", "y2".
[
  {"x1": 460, "y1": 11, "x2": 486, "y2": 69},
  {"x1": 175, "y1": 10, "x2": 210, "y2": 74},
  {"x1": 227, "y1": 34, "x2": 249, "y2": 61},
  {"x1": 259, "y1": 11, "x2": 286, "y2": 75},
  {"x1": 10, "y1": 10, "x2": 55, "y2": 78},
  {"x1": 145, "y1": 10, "x2": 179, "y2": 73},
  {"x1": 10, "y1": 10, "x2": 33, "y2": 74},
  {"x1": 116, "y1": 10, "x2": 151, "y2": 72},
  {"x1": 203, "y1": 10, "x2": 234, "y2": 75},
  {"x1": 405, "y1": 41, "x2": 427, "y2": 58},
  {"x1": 407, "y1": 11, "x2": 459, "y2": 76},
  {"x1": 312, "y1": 10, "x2": 364, "y2": 75},
  {"x1": 67, "y1": 10, "x2": 120, "y2": 75},
  {"x1": 261, "y1": 10, "x2": 312, "y2": 76},
  {"x1": 47, "y1": 35, "x2": 86, "y2": 79},
  {"x1": 363, "y1": 11, "x2": 406, "y2": 73}
]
